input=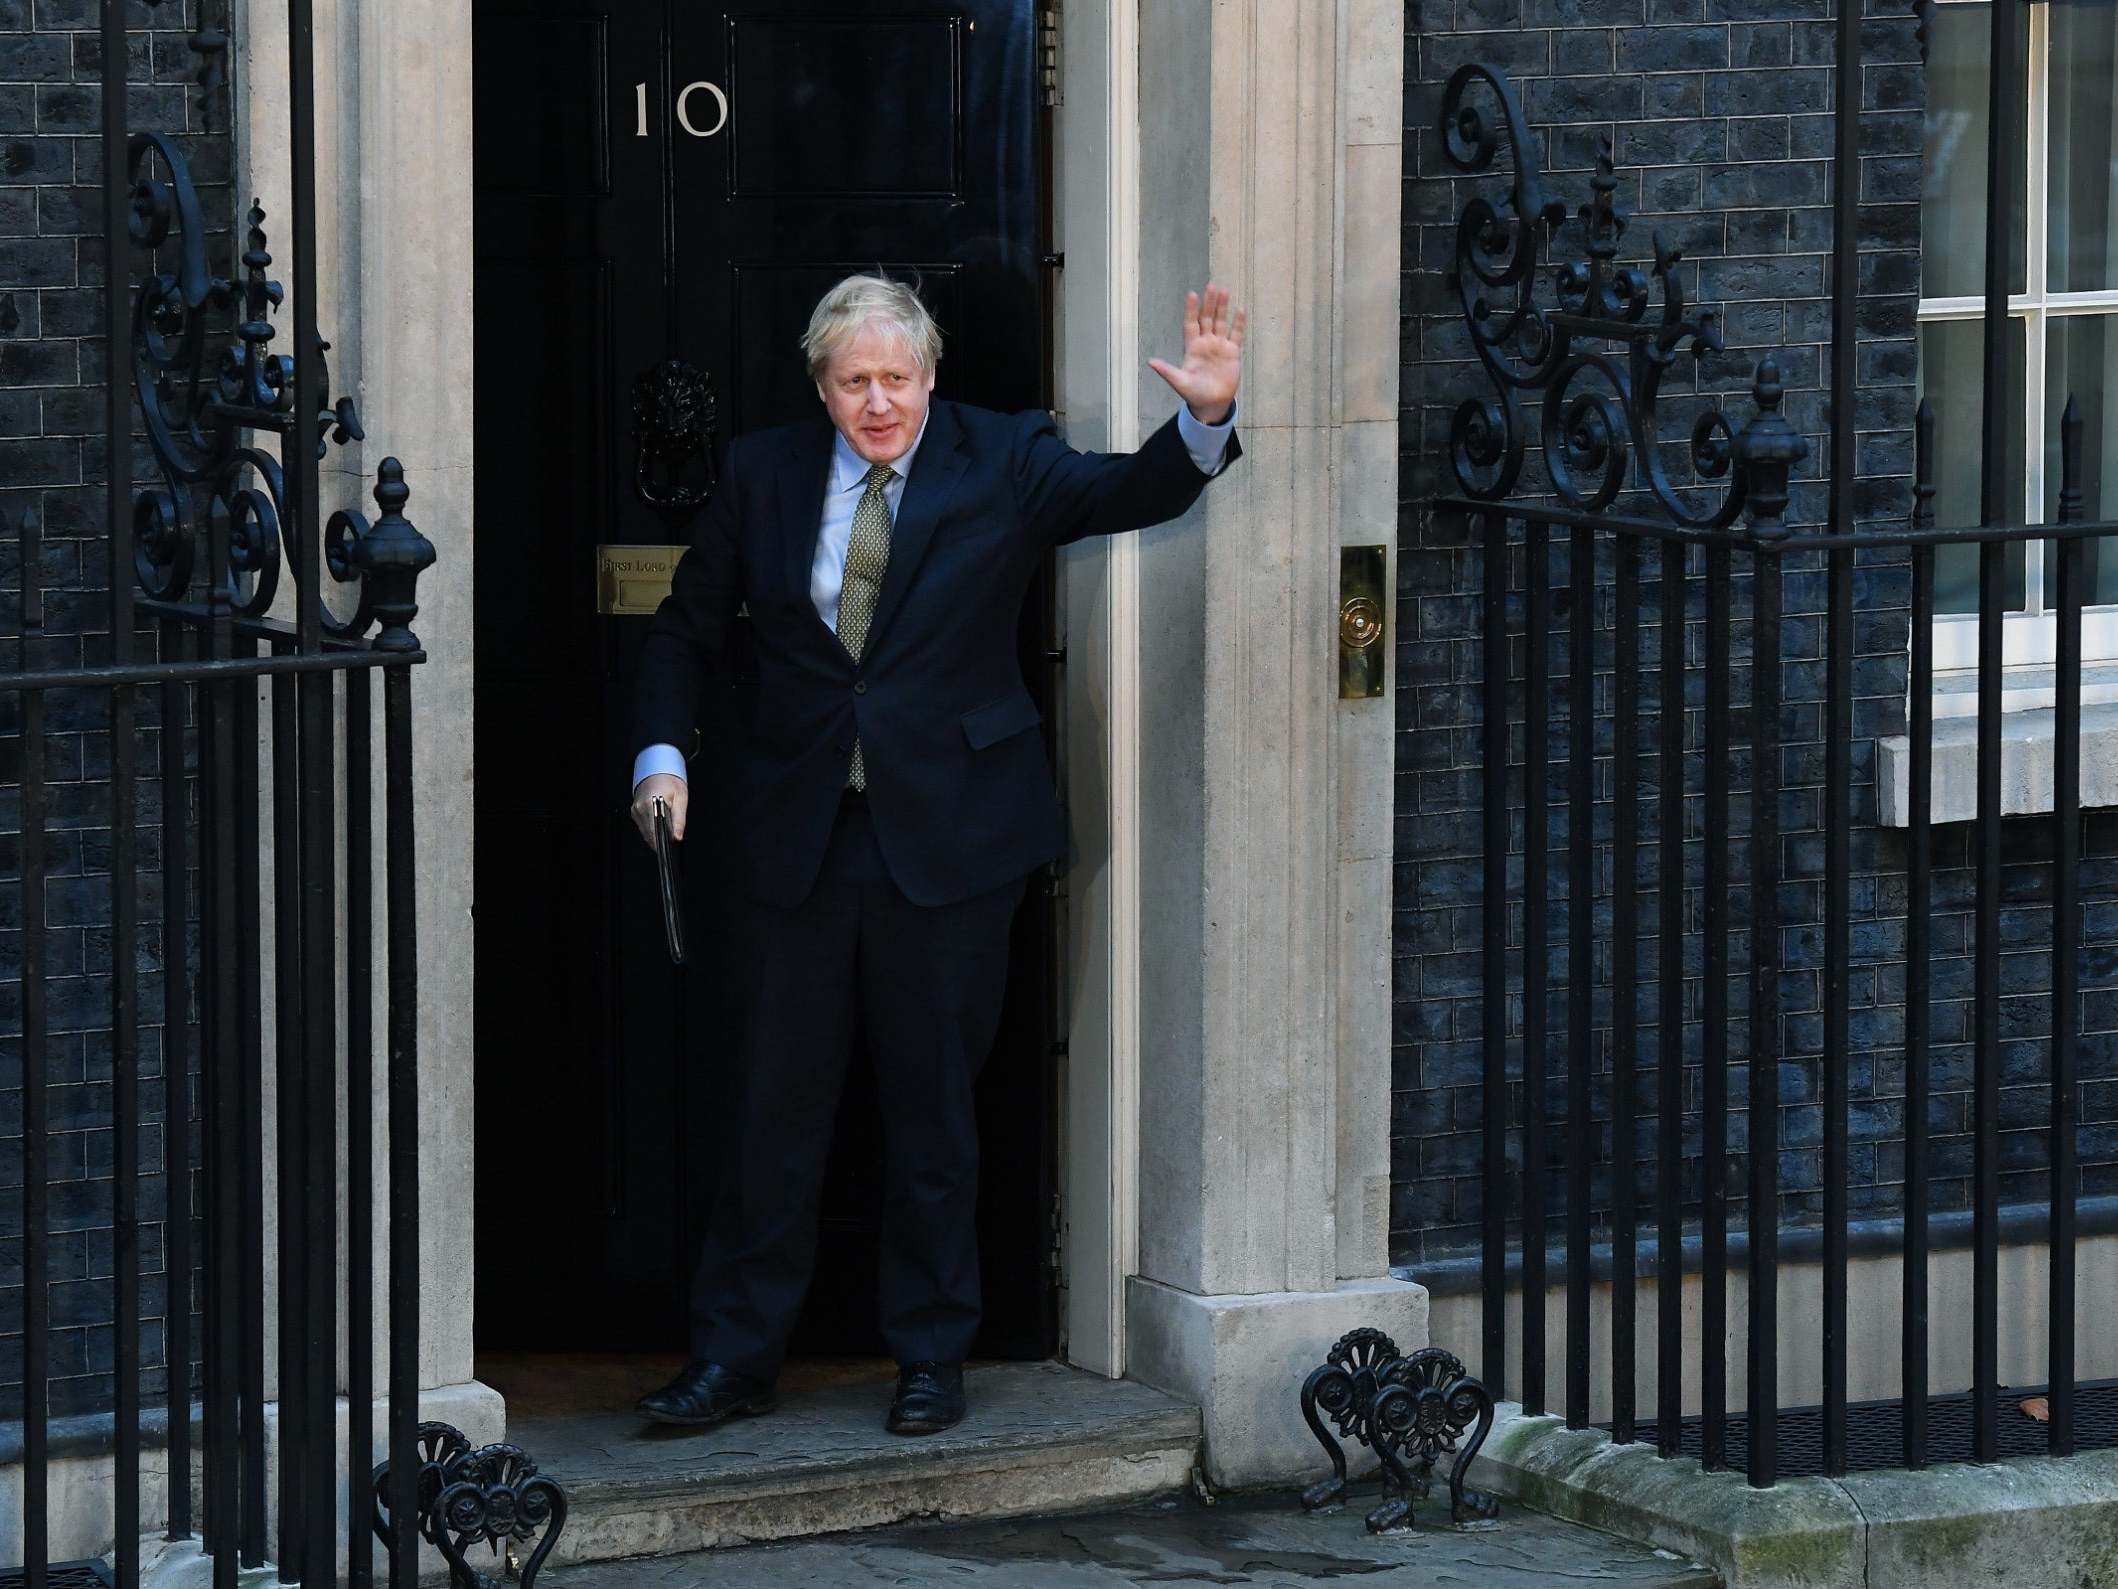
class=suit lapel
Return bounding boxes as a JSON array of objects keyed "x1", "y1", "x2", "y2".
[
  {"x1": 780, "y1": 418, "x2": 838, "y2": 632},
  {"x1": 865, "y1": 401, "x2": 970, "y2": 657}
]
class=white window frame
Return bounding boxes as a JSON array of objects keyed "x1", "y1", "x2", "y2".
[{"x1": 1923, "y1": 0, "x2": 2118, "y2": 685}]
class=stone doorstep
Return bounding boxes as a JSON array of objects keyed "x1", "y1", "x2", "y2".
[
  {"x1": 1468, "y1": 1402, "x2": 2118, "y2": 1589},
  {"x1": 520, "y1": 1361, "x2": 1203, "y2": 1569}
]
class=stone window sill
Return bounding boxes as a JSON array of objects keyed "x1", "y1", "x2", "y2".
[{"x1": 1878, "y1": 701, "x2": 2118, "y2": 826}]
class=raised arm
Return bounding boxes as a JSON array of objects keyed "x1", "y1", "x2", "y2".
[{"x1": 1017, "y1": 282, "x2": 1247, "y2": 544}]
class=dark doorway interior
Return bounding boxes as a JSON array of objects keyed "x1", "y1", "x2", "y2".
[{"x1": 470, "y1": 0, "x2": 1058, "y2": 1364}]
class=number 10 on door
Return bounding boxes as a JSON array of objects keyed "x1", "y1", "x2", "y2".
[{"x1": 635, "y1": 81, "x2": 728, "y2": 138}]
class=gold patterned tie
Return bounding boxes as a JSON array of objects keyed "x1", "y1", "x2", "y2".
[{"x1": 836, "y1": 461, "x2": 896, "y2": 790}]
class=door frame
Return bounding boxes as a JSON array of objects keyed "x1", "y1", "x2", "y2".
[
  {"x1": 230, "y1": 0, "x2": 1142, "y2": 1409},
  {"x1": 448, "y1": 0, "x2": 1122, "y2": 1365},
  {"x1": 1054, "y1": 0, "x2": 1141, "y2": 1380}
]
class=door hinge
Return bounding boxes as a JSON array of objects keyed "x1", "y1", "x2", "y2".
[
  {"x1": 1049, "y1": 1191, "x2": 1064, "y2": 1269},
  {"x1": 1038, "y1": 5, "x2": 1061, "y2": 108}
]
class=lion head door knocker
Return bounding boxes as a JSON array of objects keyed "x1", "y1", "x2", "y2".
[
  {"x1": 631, "y1": 357, "x2": 718, "y2": 510},
  {"x1": 372, "y1": 1420, "x2": 569, "y2": 1588},
  {"x1": 1298, "y1": 1333, "x2": 1498, "y2": 1533}
]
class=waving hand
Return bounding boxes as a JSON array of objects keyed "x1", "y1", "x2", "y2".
[{"x1": 1148, "y1": 283, "x2": 1246, "y2": 425}]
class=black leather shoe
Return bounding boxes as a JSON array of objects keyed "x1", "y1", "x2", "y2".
[
  {"x1": 635, "y1": 1360, "x2": 776, "y2": 1427},
  {"x1": 886, "y1": 1360, "x2": 965, "y2": 1435}
]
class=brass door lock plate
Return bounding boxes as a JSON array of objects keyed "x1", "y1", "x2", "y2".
[{"x1": 1339, "y1": 545, "x2": 1387, "y2": 699}]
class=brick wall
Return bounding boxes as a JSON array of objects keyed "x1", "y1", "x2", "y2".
[
  {"x1": 0, "y1": 0, "x2": 228, "y2": 1421},
  {"x1": 1392, "y1": 0, "x2": 1960, "y2": 1266}
]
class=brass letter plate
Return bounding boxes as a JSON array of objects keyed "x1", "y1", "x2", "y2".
[
  {"x1": 595, "y1": 543, "x2": 682, "y2": 616},
  {"x1": 1339, "y1": 545, "x2": 1388, "y2": 699}
]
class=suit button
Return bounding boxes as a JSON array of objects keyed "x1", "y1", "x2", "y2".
[{"x1": 853, "y1": 680, "x2": 868, "y2": 695}]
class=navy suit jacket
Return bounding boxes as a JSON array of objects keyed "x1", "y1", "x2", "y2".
[{"x1": 634, "y1": 398, "x2": 1240, "y2": 907}]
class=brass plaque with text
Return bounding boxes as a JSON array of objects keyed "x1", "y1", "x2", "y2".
[{"x1": 595, "y1": 544, "x2": 682, "y2": 616}]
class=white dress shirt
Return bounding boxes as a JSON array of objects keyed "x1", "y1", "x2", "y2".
[{"x1": 633, "y1": 401, "x2": 1238, "y2": 792}]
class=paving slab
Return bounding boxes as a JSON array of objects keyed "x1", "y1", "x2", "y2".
[{"x1": 540, "y1": 1491, "x2": 1721, "y2": 1587}]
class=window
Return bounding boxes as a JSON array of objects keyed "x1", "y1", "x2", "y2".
[{"x1": 1921, "y1": 0, "x2": 2118, "y2": 679}]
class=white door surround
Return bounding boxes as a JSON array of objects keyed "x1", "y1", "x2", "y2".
[{"x1": 1054, "y1": 0, "x2": 1416, "y2": 1488}]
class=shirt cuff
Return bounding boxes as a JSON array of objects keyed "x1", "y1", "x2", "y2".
[
  {"x1": 1176, "y1": 398, "x2": 1238, "y2": 477},
  {"x1": 632, "y1": 742, "x2": 689, "y2": 793}
]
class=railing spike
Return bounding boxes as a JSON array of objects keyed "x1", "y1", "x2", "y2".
[
  {"x1": 1735, "y1": 357, "x2": 1808, "y2": 543},
  {"x1": 1913, "y1": 398, "x2": 1937, "y2": 534},
  {"x1": 350, "y1": 459, "x2": 438, "y2": 653},
  {"x1": 2060, "y1": 394, "x2": 2085, "y2": 525},
  {"x1": 19, "y1": 502, "x2": 42, "y2": 635}
]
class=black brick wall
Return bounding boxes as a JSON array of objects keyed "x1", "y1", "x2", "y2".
[
  {"x1": 0, "y1": 0, "x2": 228, "y2": 1422},
  {"x1": 1384, "y1": 0, "x2": 2037, "y2": 1268}
]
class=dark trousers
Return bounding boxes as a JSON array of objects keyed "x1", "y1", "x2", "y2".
[{"x1": 688, "y1": 792, "x2": 1027, "y2": 1380}]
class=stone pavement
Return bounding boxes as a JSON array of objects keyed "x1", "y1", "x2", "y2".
[{"x1": 540, "y1": 1489, "x2": 1721, "y2": 1586}]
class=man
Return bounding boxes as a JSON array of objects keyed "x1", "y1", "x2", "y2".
[{"x1": 629, "y1": 273, "x2": 1244, "y2": 1434}]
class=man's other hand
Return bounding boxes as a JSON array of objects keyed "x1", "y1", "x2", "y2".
[
  {"x1": 631, "y1": 773, "x2": 688, "y2": 846},
  {"x1": 1148, "y1": 282, "x2": 1246, "y2": 425}
]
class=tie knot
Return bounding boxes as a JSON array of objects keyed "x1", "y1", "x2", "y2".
[{"x1": 865, "y1": 462, "x2": 896, "y2": 490}]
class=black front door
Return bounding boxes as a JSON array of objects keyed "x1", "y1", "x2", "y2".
[{"x1": 471, "y1": 0, "x2": 1058, "y2": 1360}]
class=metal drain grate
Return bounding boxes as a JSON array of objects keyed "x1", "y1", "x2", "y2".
[
  {"x1": 0, "y1": 1565, "x2": 116, "y2": 1589},
  {"x1": 1615, "y1": 1379, "x2": 2118, "y2": 1479}
]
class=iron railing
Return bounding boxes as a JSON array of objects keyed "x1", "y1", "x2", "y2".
[
  {"x1": 1446, "y1": 0, "x2": 2104, "y2": 1488},
  {"x1": 10, "y1": 1, "x2": 434, "y2": 1585}
]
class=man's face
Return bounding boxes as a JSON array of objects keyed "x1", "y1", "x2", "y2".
[{"x1": 816, "y1": 322, "x2": 935, "y2": 466}]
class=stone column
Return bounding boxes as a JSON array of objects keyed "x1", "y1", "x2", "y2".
[
  {"x1": 232, "y1": 0, "x2": 495, "y2": 1460},
  {"x1": 339, "y1": 0, "x2": 483, "y2": 1408},
  {"x1": 1121, "y1": 0, "x2": 1420, "y2": 1488}
]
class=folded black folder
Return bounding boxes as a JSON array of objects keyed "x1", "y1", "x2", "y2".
[{"x1": 652, "y1": 795, "x2": 686, "y2": 965}]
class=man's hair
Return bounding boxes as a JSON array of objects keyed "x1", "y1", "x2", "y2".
[{"x1": 801, "y1": 273, "x2": 943, "y2": 382}]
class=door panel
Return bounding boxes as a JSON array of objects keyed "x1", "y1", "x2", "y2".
[
  {"x1": 728, "y1": 19, "x2": 964, "y2": 197},
  {"x1": 473, "y1": 0, "x2": 1057, "y2": 1361}
]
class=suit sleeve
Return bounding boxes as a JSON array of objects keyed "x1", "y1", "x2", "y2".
[
  {"x1": 1012, "y1": 408, "x2": 1242, "y2": 547},
  {"x1": 632, "y1": 435, "x2": 746, "y2": 755}
]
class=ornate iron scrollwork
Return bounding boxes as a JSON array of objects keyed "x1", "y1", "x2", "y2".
[
  {"x1": 1299, "y1": 1327, "x2": 1401, "y2": 1510},
  {"x1": 372, "y1": 1421, "x2": 569, "y2": 1589},
  {"x1": 1298, "y1": 1330, "x2": 1497, "y2": 1533},
  {"x1": 184, "y1": 10, "x2": 230, "y2": 132},
  {"x1": 1366, "y1": 1348, "x2": 1498, "y2": 1532},
  {"x1": 1441, "y1": 63, "x2": 1744, "y2": 529},
  {"x1": 632, "y1": 357, "x2": 719, "y2": 509},
  {"x1": 127, "y1": 122, "x2": 429, "y2": 641}
]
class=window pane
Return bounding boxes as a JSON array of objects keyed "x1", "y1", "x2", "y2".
[
  {"x1": 2050, "y1": 1, "x2": 2118, "y2": 292},
  {"x1": 1923, "y1": 1, "x2": 2029, "y2": 301},
  {"x1": 1919, "y1": 315, "x2": 2027, "y2": 613},
  {"x1": 2043, "y1": 313, "x2": 2118, "y2": 604}
]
